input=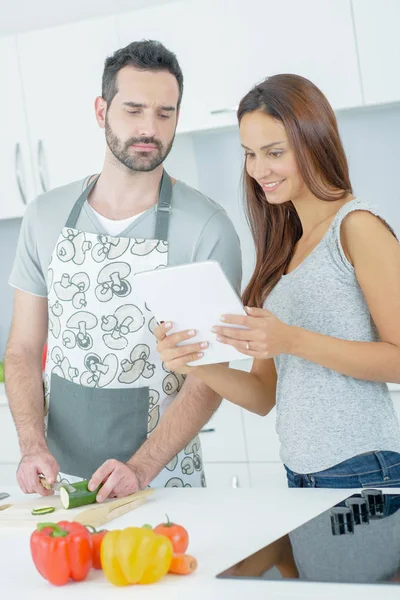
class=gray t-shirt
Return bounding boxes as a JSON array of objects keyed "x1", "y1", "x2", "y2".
[
  {"x1": 265, "y1": 199, "x2": 400, "y2": 474},
  {"x1": 9, "y1": 176, "x2": 242, "y2": 297}
]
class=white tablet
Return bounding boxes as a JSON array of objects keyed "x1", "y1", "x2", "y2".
[{"x1": 133, "y1": 261, "x2": 248, "y2": 365}]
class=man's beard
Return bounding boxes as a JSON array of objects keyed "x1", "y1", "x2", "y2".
[{"x1": 105, "y1": 116, "x2": 174, "y2": 172}]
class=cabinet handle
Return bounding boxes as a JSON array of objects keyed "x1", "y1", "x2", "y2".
[
  {"x1": 199, "y1": 427, "x2": 215, "y2": 433},
  {"x1": 37, "y1": 140, "x2": 49, "y2": 193},
  {"x1": 210, "y1": 107, "x2": 238, "y2": 115},
  {"x1": 15, "y1": 143, "x2": 27, "y2": 205},
  {"x1": 231, "y1": 476, "x2": 239, "y2": 488}
]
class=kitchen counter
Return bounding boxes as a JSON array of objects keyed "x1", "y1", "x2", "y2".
[{"x1": 1, "y1": 486, "x2": 400, "y2": 599}]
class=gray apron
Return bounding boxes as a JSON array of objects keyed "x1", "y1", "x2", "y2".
[{"x1": 44, "y1": 172, "x2": 205, "y2": 487}]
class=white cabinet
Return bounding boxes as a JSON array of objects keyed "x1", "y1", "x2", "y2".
[
  {"x1": 243, "y1": 407, "x2": 281, "y2": 463},
  {"x1": 0, "y1": 402, "x2": 21, "y2": 472},
  {"x1": 115, "y1": 1, "x2": 206, "y2": 135},
  {"x1": 204, "y1": 463, "x2": 250, "y2": 488},
  {"x1": 249, "y1": 463, "x2": 288, "y2": 488},
  {"x1": 352, "y1": 0, "x2": 400, "y2": 105},
  {"x1": 0, "y1": 36, "x2": 35, "y2": 218},
  {"x1": 199, "y1": 400, "x2": 248, "y2": 463},
  {"x1": 16, "y1": 16, "x2": 119, "y2": 192},
  {"x1": 196, "y1": 0, "x2": 363, "y2": 127},
  {"x1": 117, "y1": 0, "x2": 363, "y2": 134}
]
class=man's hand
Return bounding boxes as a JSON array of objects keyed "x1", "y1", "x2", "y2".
[
  {"x1": 88, "y1": 459, "x2": 143, "y2": 502},
  {"x1": 17, "y1": 450, "x2": 59, "y2": 496}
]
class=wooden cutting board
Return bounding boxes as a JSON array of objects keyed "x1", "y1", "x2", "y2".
[{"x1": 0, "y1": 490, "x2": 152, "y2": 530}]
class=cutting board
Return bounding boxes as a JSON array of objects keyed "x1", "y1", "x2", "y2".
[{"x1": 0, "y1": 492, "x2": 149, "y2": 530}]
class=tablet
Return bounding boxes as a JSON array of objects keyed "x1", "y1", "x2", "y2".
[{"x1": 133, "y1": 261, "x2": 249, "y2": 366}]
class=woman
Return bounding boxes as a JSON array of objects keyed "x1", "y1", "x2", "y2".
[{"x1": 155, "y1": 74, "x2": 400, "y2": 488}]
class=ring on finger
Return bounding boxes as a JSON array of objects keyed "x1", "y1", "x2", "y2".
[{"x1": 246, "y1": 342, "x2": 250, "y2": 351}]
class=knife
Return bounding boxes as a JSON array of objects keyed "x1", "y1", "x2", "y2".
[{"x1": 38, "y1": 474, "x2": 76, "y2": 493}]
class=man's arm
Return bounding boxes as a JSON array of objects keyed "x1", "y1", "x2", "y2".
[
  {"x1": 5, "y1": 289, "x2": 59, "y2": 495},
  {"x1": 89, "y1": 376, "x2": 221, "y2": 501},
  {"x1": 128, "y1": 375, "x2": 221, "y2": 484}
]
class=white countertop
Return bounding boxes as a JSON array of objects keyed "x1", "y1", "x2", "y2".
[{"x1": 1, "y1": 486, "x2": 400, "y2": 599}]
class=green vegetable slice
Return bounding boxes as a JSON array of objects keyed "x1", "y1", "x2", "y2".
[
  {"x1": 31, "y1": 506, "x2": 56, "y2": 516},
  {"x1": 60, "y1": 479, "x2": 102, "y2": 509}
]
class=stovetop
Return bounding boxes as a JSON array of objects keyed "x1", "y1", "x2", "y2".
[{"x1": 217, "y1": 489, "x2": 400, "y2": 585}]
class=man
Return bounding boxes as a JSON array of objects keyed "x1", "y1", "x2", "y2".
[{"x1": 5, "y1": 40, "x2": 242, "y2": 501}]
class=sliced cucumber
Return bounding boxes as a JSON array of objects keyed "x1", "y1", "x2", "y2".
[
  {"x1": 31, "y1": 506, "x2": 56, "y2": 515},
  {"x1": 60, "y1": 479, "x2": 102, "y2": 510}
]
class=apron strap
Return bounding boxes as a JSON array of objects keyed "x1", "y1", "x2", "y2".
[
  {"x1": 154, "y1": 171, "x2": 172, "y2": 242},
  {"x1": 64, "y1": 172, "x2": 173, "y2": 242},
  {"x1": 65, "y1": 175, "x2": 100, "y2": 229}
]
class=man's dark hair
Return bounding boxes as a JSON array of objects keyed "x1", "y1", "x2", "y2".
[{"x1": 102, "y1": 39, "x2": 184, "y2": 108}]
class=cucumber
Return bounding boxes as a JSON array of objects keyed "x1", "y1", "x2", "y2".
[
  {"x1": 60, "y1": 479, "x2": 102, "y2": 510},
  {"x1": 31, "y1": 506, "x2": 56, "y2": 515}
]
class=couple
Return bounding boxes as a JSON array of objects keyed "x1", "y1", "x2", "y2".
[{"x1": 6, "y1": 39, "x2": 400, "y2": 499}]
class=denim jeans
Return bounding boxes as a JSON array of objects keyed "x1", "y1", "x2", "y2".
[{"x1": 285, "y1": 451, "x2": 400, "y2": 489}]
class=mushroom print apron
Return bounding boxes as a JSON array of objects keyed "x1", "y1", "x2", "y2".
[{"x1": 44, "y1": 172, "x2": 205, "y2": 488}]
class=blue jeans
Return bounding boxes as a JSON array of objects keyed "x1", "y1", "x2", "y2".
[{"x1": 285, "y1": 451, "x2": 400, "y2": 489}]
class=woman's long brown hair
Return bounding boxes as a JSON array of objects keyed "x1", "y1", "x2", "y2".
[{"x1": 238, "y1": 74, "x2": 352, "y2": 308}]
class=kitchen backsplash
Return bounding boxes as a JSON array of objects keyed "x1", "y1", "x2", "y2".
[{"x1": 0, "y1": 103, "x2": 399, "y2": 357}]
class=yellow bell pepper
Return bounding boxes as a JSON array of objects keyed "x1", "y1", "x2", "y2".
[{"x1": 100, "y1": 527, "x2": 173, "y2": 586}]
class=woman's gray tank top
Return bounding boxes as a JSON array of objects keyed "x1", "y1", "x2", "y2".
[{"x1": 264, "y1": 199, "x2": 400, "y2": 474}]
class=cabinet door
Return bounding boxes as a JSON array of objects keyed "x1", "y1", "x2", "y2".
[
  {"x1": 0, "y1": 36, "x2": 35, "y2": 218},
  {"x1": 352, "y1": 0, "x2": 400, "y2": 105},
  {"x1": 117, "y1": 0, "x2": 362, "y2": 134},
  {"x1": 202, "y1": 0, "x2": 362, "y2": 120},
  {"x1": 243, "y1": 407, "x2": 281, "y2": 463},
  {"x1": 0, "y1": 404, "x2": 21, "y2": 465},
  {"x1": 199, "y1": 400, "x2": 248, "y2": 463},
  {"x1": 116, "y1": 1, "x2": 208, "y2": 134},
  {"x1": 204, "y1": 463, "x2": 250, "y2": 488},
  {"x1": 17, "y1": 17, "x2": 119, "y2": 192},
  {"x1": 249, "y1": 463, "x2": 288, "y2": 488}
]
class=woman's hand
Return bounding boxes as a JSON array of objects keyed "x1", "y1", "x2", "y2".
[
  {"x1": 212, "y1": 307, "x2": 292, "y2": 359},
  {"x1": 153, "y1": 322, "x2": 208, "y2": 374}
]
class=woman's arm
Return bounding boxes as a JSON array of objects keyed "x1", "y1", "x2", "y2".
[
  {"x1": 193, "y1": 358, "x2": 277, "y2": 416},
  {"x1": 215, "y1": 211, "x2": 400, "y2": 383},
  {"x1": 154, "y1": 323, "x2": 276, "y2": 415},
  {"x1": 290, "y1": 211, "x2": 400, "y2": 382}
]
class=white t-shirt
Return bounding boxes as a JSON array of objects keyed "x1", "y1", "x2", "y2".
[{"x1": 87, "y1": 203, "x2": 146, "y2": 236}]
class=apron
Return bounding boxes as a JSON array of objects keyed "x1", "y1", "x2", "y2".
[{"x1": 44, "y1": 171, "x2": 205, "y2": 488}]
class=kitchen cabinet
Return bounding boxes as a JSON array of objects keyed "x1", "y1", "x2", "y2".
[
  {"x1": 195, "y1": 0, "x2": 362, "y2": 129},
  {"x1": 115, "y1": 1, "x2": 206, "y2": 134},
  {"x1": 0, "y1": 36, "x2": 35, "y2": 218},
  {"x1": 16, "y1": 16, "x2": 119, "y2": 192},
  {"x1": 117, "y1": 0, "x2": 363, "y2": 134},
  {"x1": 0, "y1": 401, "x2": 20, "y2": 485},
  {"x1": 243, "y1": 407, "x2": 281, "y2": 463},
  {"x1": 249, "y1": 462, "x2": 288, "y2": 488},
  {"x1": 199, "y1": 400, "x2": 248, "y2": 463},
  {"x1": 352, "y1": 0, "x2": 400, "y2": 105},
  {"x1": 203, "y1": 463, "x2": 250, "y2": 488}
]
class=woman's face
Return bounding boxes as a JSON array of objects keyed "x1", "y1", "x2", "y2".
[{"x1": 240, "y1": 110, "x2": 307, "y2": 204}]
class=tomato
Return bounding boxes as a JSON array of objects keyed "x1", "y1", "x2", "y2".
[
  {"x1": 91, "y1": 530, "x2": 108, "y2": 569},
  {"x1": 153, "y1": 515, "x2": 189, "y2": 554}
]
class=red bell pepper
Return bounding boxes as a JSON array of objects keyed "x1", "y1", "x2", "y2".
[{"x1": 30, "y1": 521, "x2": 92, "y2": 586}]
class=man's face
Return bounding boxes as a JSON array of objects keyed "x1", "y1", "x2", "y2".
[{"x1": 104, "y1": 66, "x2": 180, "y2": 172}]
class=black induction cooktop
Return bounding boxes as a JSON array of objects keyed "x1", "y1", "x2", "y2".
[{"x1": 217, "y1": 490, "x2": 400, "y2": 585}]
